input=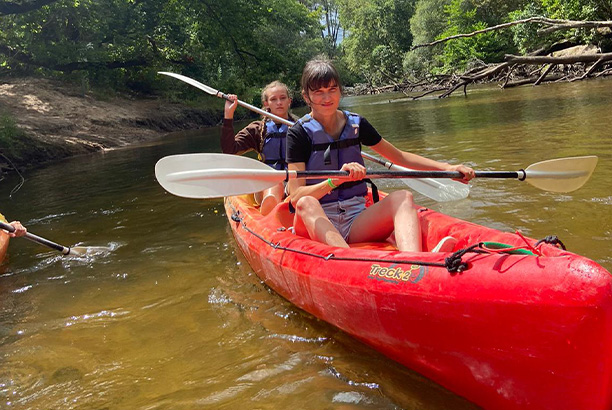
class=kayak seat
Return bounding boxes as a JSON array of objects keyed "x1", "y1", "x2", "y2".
[{"x1": 269, "y1": 201, "x2": 294, "y2": 229}]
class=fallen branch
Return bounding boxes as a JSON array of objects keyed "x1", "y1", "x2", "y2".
[
  {"x1": 502, "y1": 74, "x2": 565, "y2": 88},
  {"x1": 534, "y1": 64, "x2": 554, "y2": 85},
  {"x1": 538, "y1": 19, "x2": 612, "y2": 34},
  {"x1": 505, "y1": 52, "x2": 612, "y2": 64},
  {"x1": 571, "y1": 57, "x2": 606, "y2": 81},
  {"x1": 412, "y1": 17, "x2": 612, "y2": 50}
]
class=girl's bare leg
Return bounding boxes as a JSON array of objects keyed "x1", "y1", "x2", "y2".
[
  {"x1": 260, "y1": 183, "x2": 284, "y2": 216},
  {"x1": 293, "y1": 196, "x2": 349, "y2": 248},
  {"x1": 348, "y1": 190, "x2": 421, "y2": 252}
]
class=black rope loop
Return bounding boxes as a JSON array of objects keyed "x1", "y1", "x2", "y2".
[
  {"x1": 444, "y1": 243, "x2": 480, "y2": 274},
  {"x1": 535, "y1": 235, "x2": 566, "y2": 250}
]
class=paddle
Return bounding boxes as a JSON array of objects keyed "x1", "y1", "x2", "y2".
[
  {"x1": 0, "y1": 221, "x2": 103, "y2": 256},
  {"x1": 155, "y1": 153, "x2": 598, "y2": 199},
  {"x1": 157, "y1": 71, "x2": 469, "y2": 202}
]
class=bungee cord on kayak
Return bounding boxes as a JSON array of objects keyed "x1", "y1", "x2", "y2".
[{"x1": 228, "y1": 202, "x2": 567, "y2": 274}]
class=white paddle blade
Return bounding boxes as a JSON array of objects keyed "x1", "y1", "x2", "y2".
[
  {"x1": 68, "y1": 246, "x2": 112, "y2": 256},
  {"x1": 360, "y1": 151, "x2": 469, "y2": 202},
  {"x1": 155, "y1": 154, "x2": 284, "y2": 199},
  {"x1": 525, "y1": 156, "x2": 598, "y2": 193},
  {"x1": 158, "y1": 72, "x2": 219, "y2": 96},
  {"x1": 386, "y1": 163, "x2": 469, "y2": 201}
]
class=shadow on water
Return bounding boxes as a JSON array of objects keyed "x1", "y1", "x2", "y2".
[{"x1": 1, "y1": 80, "x2": 610, "y2": 409}]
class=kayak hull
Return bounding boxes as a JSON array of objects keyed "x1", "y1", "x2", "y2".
[
  {"x1": 0, "y1": 215, "x2": 9, "y2": 265},
  {"x1": 224, "y1": 194, "x2": 612, "y2": 410}
]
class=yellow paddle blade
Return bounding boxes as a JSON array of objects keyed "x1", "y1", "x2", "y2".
[{"x1": 525, "y1": 156, "x2": 598, "y2": 193}]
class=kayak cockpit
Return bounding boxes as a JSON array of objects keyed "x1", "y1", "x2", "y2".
[{"x1": 232, "y1": 192, "x2": 568, "y2": 257}]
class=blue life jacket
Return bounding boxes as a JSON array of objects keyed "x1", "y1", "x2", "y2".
[
  {"x1": 260, "y1": 120, "x2": 288, "y2": 170},
  {"x1": 299, "y1": 111, "x2": 367, "y2": 204}
]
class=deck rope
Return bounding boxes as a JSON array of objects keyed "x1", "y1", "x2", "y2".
[
  {"x1": 227, "y1": 202, "x2": 566, "y2": 275},
  {"x1": 229, "y1": 205, "x2": 472, "y2": 273}
]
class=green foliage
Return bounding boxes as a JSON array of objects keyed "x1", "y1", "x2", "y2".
[
  {"x1": 508, "y1": 2, "x2": 551, "y2": 54},
  {"x1": 337, "y1": 0, "x2": 416, "y2": 85},
  {"x1": 0, "y1": 0, "x2": 609, "y2": 95},
  {"x1": 405, "y1": 0, "x2": 451, "y2": 76},
  {"x1": 0, "y1": 111, "x2": 44, "y2": 161},
  {"x1": 0, "y1": 0, "x2": 324, "y2": 98},
  {"x1": 508, "y1": 0, "x2": 609, "y2": 53},
  {"x1": 435, "y1": 0, "x2": 519, "y2": 73},
  {"x1": 541, "y1": 0, "x2": 596, "y2": 20},
  {"x1": 410, "y1": 0, "x2": 452, "y2": 45},
  {"x1": 0, "y1": 112, "x2": 25, "y2": 147}
]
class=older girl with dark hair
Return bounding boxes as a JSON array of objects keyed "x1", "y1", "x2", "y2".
[{"x1": 286, "y1": 58, "x2": 475, "y2": 252}]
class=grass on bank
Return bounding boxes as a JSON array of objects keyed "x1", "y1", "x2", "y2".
[{"x1": 0, "y1": 111, "x2": 61, "y2": 169}]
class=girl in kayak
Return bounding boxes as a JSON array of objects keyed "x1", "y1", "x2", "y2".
[
  {"x1": 286, "y1": 58, "x2": 475, "y2": 252},
  {"x1": 221, "y1": 80, "x2": 298, "y2": 215}
]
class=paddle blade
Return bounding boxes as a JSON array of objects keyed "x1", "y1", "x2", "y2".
[
  {"x1": 158, "y1": 72, "x2": 219, "y2": 96},
  {"x1": 155, "y1": 153, "x2": 285, "y2": 199},
  {"x1": 385, "y1": 163, "x2": 469, "y2": 201},
  {"x1": 360, "y1": 152, "x2": 469, "y2": 202},
  {"x1": 68, "y1": 246, "x2": 112, "y2": 256},
  {"x1": 524, "y1": 156, "x2": 598, "y2": 192}
]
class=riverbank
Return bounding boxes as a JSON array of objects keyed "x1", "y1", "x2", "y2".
[{"x1": 0, "y1": 77, "x2": 225, "y2": 174}]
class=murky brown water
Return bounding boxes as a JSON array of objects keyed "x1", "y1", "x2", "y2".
[{"x1": 1, "y1": 79, "x2": 610, "y2": 409}]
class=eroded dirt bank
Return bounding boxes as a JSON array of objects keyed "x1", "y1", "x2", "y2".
[{"x1": 0, "y1": 77, "x2": 222, "y2": 173}]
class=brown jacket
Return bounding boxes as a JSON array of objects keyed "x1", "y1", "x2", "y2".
[
  {"x1": 220, "y1": 118, "x2": 264, "y2": 155},
  {"x1": 220, "y1": 114, "x2": 299, "y2": 156}
]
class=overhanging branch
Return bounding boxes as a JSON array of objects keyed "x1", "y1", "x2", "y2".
[{"x1": 412, "y1": 17, "x2": 612, "y2": 51}]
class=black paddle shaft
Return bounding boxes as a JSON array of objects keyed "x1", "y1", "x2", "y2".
[
  {"x1": 0, "y1": 220, "x2": 69, "y2": 253},
  {"x1": 294, "y1": 170, "x2": 524, "y2": 180}
]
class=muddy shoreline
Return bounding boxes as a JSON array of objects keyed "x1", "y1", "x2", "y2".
[{"x1": 0, "y1": 77, "x2": 227, "y2": 175}]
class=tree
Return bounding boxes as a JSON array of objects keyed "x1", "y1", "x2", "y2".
[
  {"x1": 0, "y1": 0, "x2": 60, "y2": 16},
  {"x1": 337, "y1": 0, "x2": 416, "y2": 85},
  {"x1": 299, "y1": 0, "x2": 343, "y2": 55},
  {"x1": 406, "y1": 0, "x2": 452, "y2": 76},
  {"x1": 0, "y1": 0, "x2": 324, "y2": 97}
]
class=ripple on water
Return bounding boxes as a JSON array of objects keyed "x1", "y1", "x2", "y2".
[
  {"x1": 12, "y1": 308, "x2": 131, "y2": 336},
  {"x1": 333, "y1": 391, "x2": 372, "y2": 405},
  {"x1": 25, "y1": 212, "x2": 77, "y2": 225},
  {"x1": 236, "y1": 353, "x2": 302, "y2": 382},
  {"x1": 207, "y1": 287, "x2": 233, "y2": 306},
  {"x1": 267, "y1": 333, "x2": 329, "y2": 344},
  {"x1": 5, "y1": 241, "x2": 122, "y2": 278},
  {"x1": 588, "y1": 196, "x2": 612, "y2": 205}
]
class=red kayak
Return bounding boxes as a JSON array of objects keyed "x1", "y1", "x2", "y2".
[
  {"x1": 0, "y1": 216, "x2": 9, "y2": 265},
  {"x1": 224, "y1": 191, "x2": 612, "y2": 410}
]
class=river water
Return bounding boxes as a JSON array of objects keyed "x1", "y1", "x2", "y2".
[{"x1": 0, "y1": 79, "x2": 610, "y2": 409}]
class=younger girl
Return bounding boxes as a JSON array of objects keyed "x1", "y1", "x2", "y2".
[
  {"x1": 286, "y1": 58, "x2": 475, "y2": 252},
  {"x1": 221, "y1": 81, "x2": 298, "y2": 215}
]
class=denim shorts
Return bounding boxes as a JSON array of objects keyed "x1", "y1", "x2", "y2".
[{"x1": 321, "y1": 196, "x2": 367, "y2": 241}]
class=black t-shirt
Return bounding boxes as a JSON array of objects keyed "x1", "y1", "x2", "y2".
[{"x1": 287, "y1": 115, "x2": 382, "y2": 164}]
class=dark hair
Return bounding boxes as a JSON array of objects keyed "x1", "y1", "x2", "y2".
[{"x1": 301, "y1": 57, "x2": 343, "y2": 94}]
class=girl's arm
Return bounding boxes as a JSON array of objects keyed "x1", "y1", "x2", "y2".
[
  {"x1": 371, "y1": 138, "x2": 474, "y2": 182},
  {"x1": 220, "y1": 119, "x2": 261, "y2": 155},
  {"x1": 220, "y1": 93, "x2": 261, "y2": 155}
]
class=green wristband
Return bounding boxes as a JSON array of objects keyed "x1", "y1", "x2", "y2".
[{"x1": 326, "y1": 178, "x2": 337, "y2": 189}]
